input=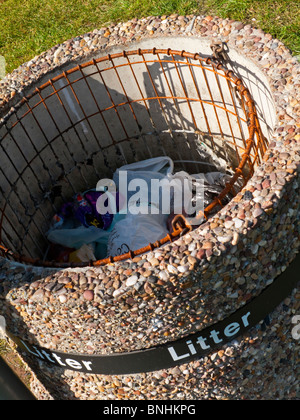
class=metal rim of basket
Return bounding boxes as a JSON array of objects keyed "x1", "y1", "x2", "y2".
[{"x1": 0, "y1": 48, "x2": 267, "y2": 268}]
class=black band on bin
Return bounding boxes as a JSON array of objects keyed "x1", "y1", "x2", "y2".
[{"x1": 4, "y1": 253, "x2": 300, "y2": 375}]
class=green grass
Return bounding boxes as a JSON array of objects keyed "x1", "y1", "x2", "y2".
[
  {"x1": 0, "y1": 339, "x2": 32, "y2": 389},
  {"x1": 0, "y1": 338, "x2": 9, "y2": 355},
  {"x1": 0, "y1": 0, "x2": 299, "y2": 74}
]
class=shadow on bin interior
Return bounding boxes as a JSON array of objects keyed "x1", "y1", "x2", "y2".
[{"x1": 0, "y1": 48, "x2": 268, "y2": 268}]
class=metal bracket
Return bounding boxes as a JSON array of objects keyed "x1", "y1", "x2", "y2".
[
  {"x1": 171, "y1": 214, "x2": 192, "y2": 237},
  {"x1": 210, "y1": 40, "x2": 230, "y2": 64}
]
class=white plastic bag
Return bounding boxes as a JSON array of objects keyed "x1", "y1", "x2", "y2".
[
  {"x1": 107, "y1": 203, "x2": 169, "y2": 257},
  {"x1": 167, "y1": 171, "x2": 225, "y2": 216},
  {"x1": 166, "y1": 170, "x2": 202, "y2": 217},
  {"x1": 47, "y1": 225, "x2": 112, "y2": 250},
  {"x1": 113, "y1": 156, "x2": 173, "y2": 181},
  {"x1": 113, "y1": 156, "x2": 174, "y2": 206}
]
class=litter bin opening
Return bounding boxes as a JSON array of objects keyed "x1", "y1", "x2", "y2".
[{"x1": 0, "y1": 48, "x2": 268, "y2": 267}]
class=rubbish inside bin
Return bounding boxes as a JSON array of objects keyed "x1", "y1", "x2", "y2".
[
  {"x1": 46, "y1": 156, "x2": 234, "y2": 263},
  {"x1": 107, "y1": 202, "x2": 170, "y2": 258},
  {"x1": 47, "y1": 194, "x2": 126, "y2": 260},
  {"x1": 49, "y1": 190, "x2": 116, "y2": 230}
]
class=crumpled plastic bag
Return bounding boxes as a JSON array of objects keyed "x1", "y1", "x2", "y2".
[
  {"x1": 168, "y1": 170, "x2": 234, "y2": 215},
  {"x1": 46, "y1": 189, "x2": 123, "y2": 258},
  {"x1": 107, "y1": 202, "x2": 169, "y2": 257},
  {"x1": 107, "y1": 157, "x2": 232, "y2": 256},
  {"x1": 47, "y1": 212, "x2": 127, "y2": 259},
  {"x1": 47, "y1": 224, "x2": 111, "y2": 250},
  {"x1": 69, "y1": 244, "x2": 97, "y2": 263},
  {"x1": 113, "y1": 156, "x2": 174, "y2": 207},
  {"x1": 47, "y1": 155, "x2": 236, "y2": 262}
]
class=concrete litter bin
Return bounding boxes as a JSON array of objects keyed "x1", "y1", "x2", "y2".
[{"x1": 0, "y1": 15, "x2": 299, "y2": 400}]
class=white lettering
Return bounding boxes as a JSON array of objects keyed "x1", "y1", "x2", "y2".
[
  {"x1": 96, "y1": 191, "x2": 117, "y2": 215},
  {"x1": 163, "y1": 406, "x2": 174, "y2": 414},
  {"x1": 242, "y1": 312, "x2": 251, "y2": 328},
  {"x1": 51, "y1": 353, "x2": 66, "y2": 367},
  {"x1": 128, "y1": 178, "x2": 149, "y2": 214},
  {"x1": 292, "y1": 315, "x2": 300, "y2": 340},
  {"x1": 118, "y1": 170, "x2": 128, "y2": 215},
  {"x1": 186, "y1": 340, "x2": 197, "y2": 355},
  {"x1": 196, "y1": 336, "x2": 211, "y2": 350},
  {"x1": 168, "y1": 346, "x2": 190, "y2": 361},
  {"x1": 66, "y1": 359, "x2": 82, "y2": 370},
  {"x1": 155, "y1": 405, "x2": 164, "y2": 415},
  {"x1": 20, "y1": 340, "x2": 45, "y2": 359},
  {"x1": 103, "y1": 405, "x2": 137, "y2": 417},
  {"x1": 147, "y1": 405, "x2": 196, "y2": 415},
  {"x1": 188, "y1": 405, "x2": 196, "y2": 415},
  {"x1": 210, "y1": 329, "x2": 223, "y2": 344},
  {"x1": 82, "y1": 360, "x2": 93, "y2": 371},
  {"x1": 131, "y1": 407, "x2": 138, "y2": 418},
  {"x1": 168, "y1": 312, "x2": 252, "y2": 362},
  {"x1": 152, "y1": 177, "x2": 183, "y2": 215},
  {"x1": 148, "y1": 405, "x2": 155, "y2": 415},
  {"x1": 40, "y1": 350, "x2": 55, "y2": 363}
]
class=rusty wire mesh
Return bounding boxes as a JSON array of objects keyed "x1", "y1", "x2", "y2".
[{"x1": 0, "y1": 48, "x2": 268, "y2": 267}]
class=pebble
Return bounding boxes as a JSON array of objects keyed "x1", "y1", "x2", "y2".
[
  {"x1": 167, "y1": 264, "x2": 178, "y2": 274},
  {"x1": 59, "y1": 294, "x2": 67, "y2": 304},
  {"x1": 126, "y1": 275, "x2": 139, "y2": 287},
  {"x1": 196, "y1": 249, "x2": 206, "y2": 259},
  {"x1": 158, "y1": 271, "x2": 169, "y2": 281},
  {"x1": 177, "y1": 265, "x2": 189, "y2": 273},
  {"x1": 188, "y1": 256, "x2": 197, "y2": 266},
  {"x1": 232, "y1": 232, "x2": 240, "y2": 246},
  {"x1": 217, "y1": 235, "x2": 232, "y2": 243},
  {"x1": 83, "y1": 290, "x2": 94, "y2": 301},
  {"x1": 236, "y1": 277, "x2": 246, "y2": 285},
  {"x1": 234, "y1": 218, "x2": 244, "y2": 229},
  {"x1": 30, "y1": 289, "x2": 44, "y2": 302},
  {"x1": 224, "y1": 220, "x2": 234, "y2": 229},
  {"x1": 203, "y1": 241, "x2": 214, "y2": 249},
  {"x1": 253, "y1": 208, "x2": 264, "y2": 218},
  {"x1": 150, "y1": 258, "x2": 159, "y2": 267},
  {"x1": 144, "y1": 282, "x2": 153, "y2": 294},
  {"x1": 214, "y1": 280, "x2": 224, "y2": 289}
]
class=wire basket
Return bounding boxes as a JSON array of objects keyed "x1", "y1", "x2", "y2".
[{"x1": 0, "y1": 48, "x2": 268, "y2": 267}]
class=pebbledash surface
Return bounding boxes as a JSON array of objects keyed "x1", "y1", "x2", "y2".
[{"x1": 0, "y1": 15, "x2": 299, "y2": 400}]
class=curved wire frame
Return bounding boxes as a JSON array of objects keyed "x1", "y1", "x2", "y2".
[{"x1": 0, "y1": 48, "x2": 267, "y2": 267}]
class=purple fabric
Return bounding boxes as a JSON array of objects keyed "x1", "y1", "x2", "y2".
[{"x1": 56, "y1": 190, "x2": 115, "y2": 230}]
